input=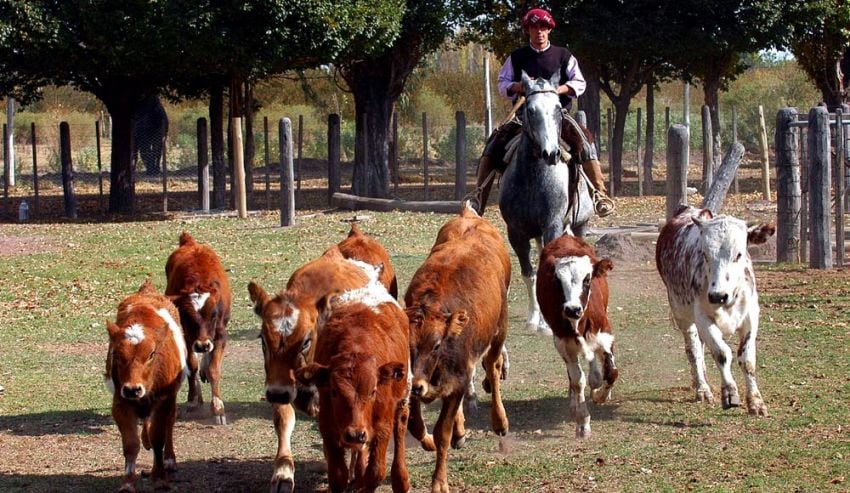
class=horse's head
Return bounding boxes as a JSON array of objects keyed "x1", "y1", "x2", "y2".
[{"x1": 521, "y1": 71, "x2": 563, "y2": 165}]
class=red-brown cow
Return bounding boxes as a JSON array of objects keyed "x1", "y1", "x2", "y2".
[
  {"x1": 104, "y1": 280, "x2": 188, "y2": 492},
  {"x1": 405, "y1": 203, "x2": 510, "y2": 493},
  {"x1": 297, "y1": 276, "x2": 410, "y2": 493},
  {"x1": 165, "y1": 231, "x2": 231, "y2": 425},
  {"x1": 536, "y1": 234, "x2": 618, "y2": 438},
  {"x1": 248, "y1": 225, "x2": 397, "y2": 493}
]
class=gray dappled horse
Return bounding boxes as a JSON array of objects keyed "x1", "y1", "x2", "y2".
[{"x1": 499, "y1": 71, "x2": 594, "y2": 335}]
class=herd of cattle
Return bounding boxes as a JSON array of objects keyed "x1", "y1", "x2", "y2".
[{"x1": 102, "y1": 202, "x2": 774, "y2": 493}]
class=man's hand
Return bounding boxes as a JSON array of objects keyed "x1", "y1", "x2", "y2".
[
  {"x1": 509, "y1": 81, "x2": 525, "y2": 96},
  {"x1": 557, "y1": 84, "x2": 573, "y2": 97}
]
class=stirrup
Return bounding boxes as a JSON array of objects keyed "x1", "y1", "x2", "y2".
[{"x1": 593, "y1": 191, "x2": 615, "y2": 217}]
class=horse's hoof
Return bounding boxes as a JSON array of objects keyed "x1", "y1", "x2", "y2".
[
  {"x1": 213, "y1": 414, "x2": 227, "y2": 425},
  {"x1": 271, "y1": 477, "x2": 294, "y2": 493},
  {"x1": 537, "y1": 325, "x2": 553, "y2": 336},
  {"x1": 576, "y1": 424, "x2": 591, "y2": 439}
]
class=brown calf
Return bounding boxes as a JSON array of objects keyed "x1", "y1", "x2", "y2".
[
  {"x1": 248, "y1": 225, "x2": 396, "y2": 493},
  {"x1": 536, "y1": 235, "x2": 618, "y2": 438},
  {"x1": 164, "y1": 231, "x2": 231, "y2": 425},
  {"x1": 405, "y1": 203, "x2": 511, "y2": 493},
  {"x1": 297, "y1": 278, "x2": 409, "y2": 493},
  {"x1": 104, "y1": 280, "x2": 188, "y2": 492}
]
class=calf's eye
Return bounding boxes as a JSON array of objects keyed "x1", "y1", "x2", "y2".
[{"x1": 148, "y1": 351, "x2": 156, "y2": 362}]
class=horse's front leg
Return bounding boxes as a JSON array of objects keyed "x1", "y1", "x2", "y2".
[{"x1": 508, "y1": 232, "x2": 550, "y2": 335}]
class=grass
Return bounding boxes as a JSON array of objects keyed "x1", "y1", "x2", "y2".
[{"x1": 1, "y1": 206, "x2": 849, "y2": 492}]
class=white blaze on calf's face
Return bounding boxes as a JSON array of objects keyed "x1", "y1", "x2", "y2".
[
  {"x1": 124, "y1": 324, "x2": 145, "y2": 345},
  {"x1": 695, "y1": 216, "x2": 749, "y2": 305},
  {"x1": 273, "y1": 305, "x2": 300, "y2": 337},
  {"x1": 553, "y1": 255, "x2": 593, "y2": 318},
  {"x1": 189, "y1": 291, "x2": 211, "y2": 311}
]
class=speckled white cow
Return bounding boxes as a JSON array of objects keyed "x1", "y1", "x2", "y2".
[{"x1": 655, "y1": 205, "x2": 774, "y2": 416}]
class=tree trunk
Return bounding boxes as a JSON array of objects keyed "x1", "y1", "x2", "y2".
[
  {"x1": 703, "y1": 76, "x2": 723, "y2": 172},
  {"x1": 107, "y1": 102, "x2": 136, "y2": 214},
  {"x1": 578, "y1": 62, "x2": 602, "y2": 142},
  {"x1": 350, "y1": 83, "x2": 392, "y2": 198},
  {"x1": 210, "y1": 83, "x2": 226, "y2": 209},
  {"x1": 643, "y1": 81, "x2": 655, "y2": 194},
  {"x1": 610, "y1": 99, "x2": 630, "y2": 193}
]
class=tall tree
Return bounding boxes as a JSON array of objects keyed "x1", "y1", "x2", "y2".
[
  {"x1": 0, "y1": 1, "x2": 402, "y2": 214},
  {"x1": 672, "y1": 1, "x2": 788, "y2": 171},
  {"x1": 787, "y1": 1, "x2": 850, "y2": 110},
  {"x1": 336, "y1": 0, "x2": 458, "y2": 198}
]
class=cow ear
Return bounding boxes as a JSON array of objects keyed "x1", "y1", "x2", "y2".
[
  {"x1": 593, "y1": 258, "x2": 614, "y2": 278},
  {"x1": 138, "y1": 279, "x2": 157, "y2": 295},
  {"x1": 247, "y1": 281, "x2": 269, "y2": 316},
  {"x1": 297, "y1": 363, "x2": 330, "y2": 388},
  {"x1": 106, "y1": 320, "x2": 122, "y2": 339},
  {"x1": 447, "y1": 310, "x2": 469, "y2": 337},
  {"x1": 747, "y1": 223, "x2": 776, "y2": 245},
  {"x1": 316, "y1": 293, "x2": 338, "y2": 329},
  {"x1": 378, "y1": 362, "x2": 406, "y2": 385}
]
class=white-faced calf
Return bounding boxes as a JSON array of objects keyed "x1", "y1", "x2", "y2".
[
  {"x1": 656, "y1": 205, "x2": 774, "y2": 415},
  {"x1": 104, "y1": 280, "x2": 188, "y2": 492},
  {"x1": 536, "y1": 234, "x2": 618, "y2": 438}
]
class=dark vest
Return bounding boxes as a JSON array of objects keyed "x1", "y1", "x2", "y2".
[{"x1": 510, "y1": 45, "x2": 574, "y2": 109}]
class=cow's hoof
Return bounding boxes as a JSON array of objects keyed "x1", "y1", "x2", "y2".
[
  {"x1": 213, "y1": 414, "x2": 227, "y2": 425},
  {"x1": 591, "y1": 386, "x2": 612, "y2": 404},
  {"x1": 164, "y1": 458, "x2": 178, "y2": 473},
  {"x1": 271, "y1": 477, "x2": 294, "y2": 493},
  {"x1": 722, "y1": 392, "x2": 741, "y2": 410},
  {"x1": 537, "y1": 325, "x2": 553, "y2": 336},
  {"x1": 575, "y1": 424, "x2": 591, "y2": 439},
  {"x1": 153, "y1": 479, "x2": 171, "y2": 491},
  {"x1": 451, "y1": 434, "x2": 466, "y2": 449},
  {"x1": 430, "y1": 480, "x2": 451, "y2": 493},
  {"x1": 420, "y1": 434, "x2": 436, "y2": 451},
  {"x1": 695, "y1": 388, "x2": 714, "y2": 404},
  {"x1": 118, "y1": 484, "x2": 136, "y2": 493},
  {"x1": 748, "y1": 401, "x2": 768, "y2": 417}
]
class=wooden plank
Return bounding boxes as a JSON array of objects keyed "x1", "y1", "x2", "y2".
[{"x1": 332, "y1": 192, "x2": 462, "y2": 214}]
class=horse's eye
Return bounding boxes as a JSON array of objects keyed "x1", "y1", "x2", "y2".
[{"x1": 735, "y1": 253, "x2": 742, "y2": 262}]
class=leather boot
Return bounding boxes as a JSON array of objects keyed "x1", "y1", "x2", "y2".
[
  {"x1": 581, "y1": 159, "x2": 615, "y2": 217},
  {"x1": 467, "y1": 154, "x2": 497, "y2": 215}
]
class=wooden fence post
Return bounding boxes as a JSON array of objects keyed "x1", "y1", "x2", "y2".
[
  {"x1": 758, "y1": 105, "x2": 771, "y2": 200},
  {"x1": 31, "y1": 122, "x2": 39, "y2": 215},
  {"x1": 800, "y1": 112, "x2": 809, "y2": 264},
  {"x1": 807, "y1": 106, "x2": 831, "y2": 269},
  {"x1": 666, "y1": 124, "x2": 689, "y2": 220},
  {"x1": 233, "y1": 117, "x2": 247, "y2": 218},
  {"x1": 162, "y1": 131, "x2": 168, "y2": 213},
  {"x1": 2, "y1": 124, "x2": 8, "y2": 218},
  {"x1": 280, "y1": 117, "x2": 295, "y2": 226},
  {"x1": 297, "y1": 114, "x2": 303, "y2": 200},
  {"x1": 197, "y1": 117, "x2": 210, "y2": 212},
  {"x1": 455, "y1": 111, "x2": 467, "y2": 200},
  {"x1": 775, "y1": 108, "x2": 801, "y2": 263},
  {"x1": 327, "y1": 114, "x2": 341, "y2": 205},
  {"x1": 665, "y1": 106, "x2": 670, "y2": 131},
  {"x1": 422, "y1": 112, "x2": 430, "y2": 200},
  {"x1": 835, "y1": 108, "x2": 845, "y2": 267},
  {"x1": 732, "y1": 105, "x2": 739, "y2": 194},
  {"x1": 701, "y1": 105, "x2": 714, "y2": 196},
  {"x1": 263, "y1": 116, "x2": 271, "y2": 210},
  {"x1": 95, "y1": 120, "x2": 103, "y2": 211},
  {"x1": 59, "y1": 122, "x2": 78, "y2": 219},
  {"x1": 637, "y1": 107, "x2": 643, "y2": 196}
]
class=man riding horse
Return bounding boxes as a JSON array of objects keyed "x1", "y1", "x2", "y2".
[{"x1": 470, "y1": 7, "x2": 615, "y2": 218}]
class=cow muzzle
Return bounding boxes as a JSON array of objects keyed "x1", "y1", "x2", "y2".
[
  {"x1": 562, "y1": 304, "x2": 583, "y2": 320},
  {"x1": 265, "y1": 385, "x2": 296, "y2": 405},
  {"x1": 708, "y1": 291, "x2": 729, "y2": 306},
  {"x1": 193, "y1": 339, "x2": 214, "y2": 353},
  {"x1": 121, "y1": 384, "x2": 146, "y2": 400},
  {"x1": 343, "y1": 428, "x2": 368, "y2": 446}
]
